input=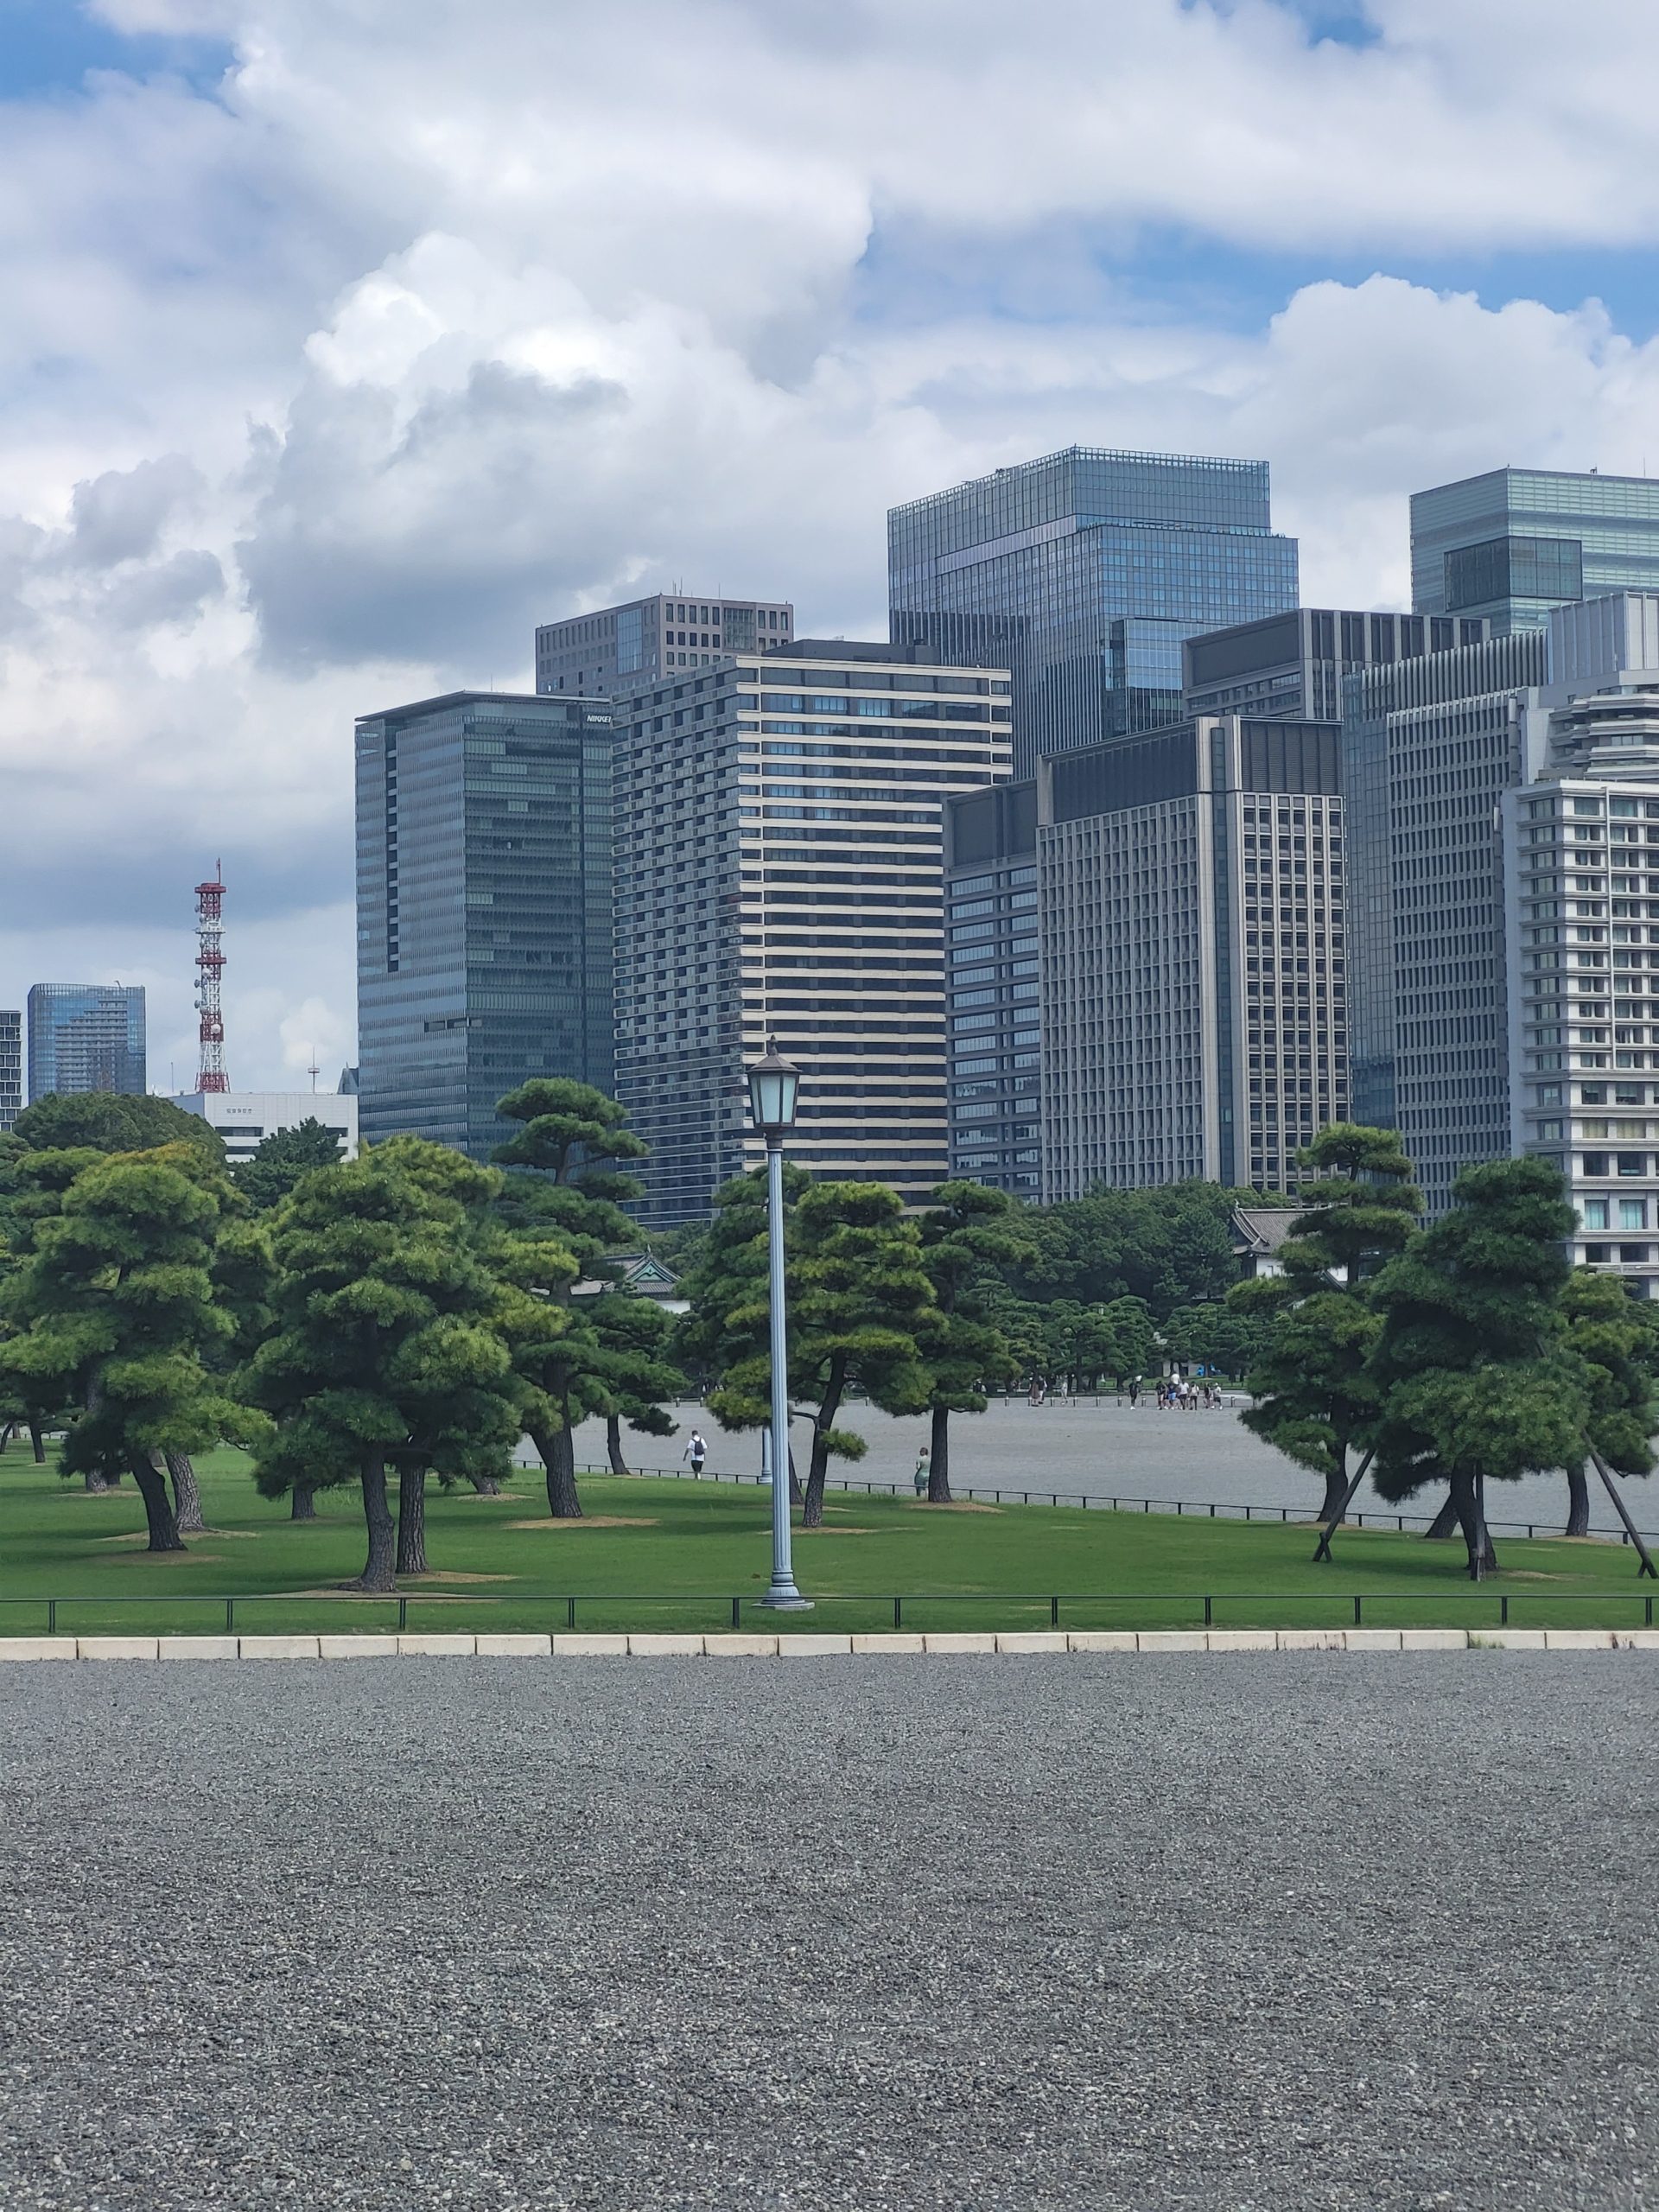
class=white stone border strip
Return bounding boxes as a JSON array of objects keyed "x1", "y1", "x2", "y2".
[{"x1": 1, "y1": 1628, "x2": 1656, "y2": 1662}]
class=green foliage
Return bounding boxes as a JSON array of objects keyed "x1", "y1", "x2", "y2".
[
  {"x1": 1368, "y1": 1156, "x2": 1585, "y2": 1572},
  {"x1": 490, "y1": 1079, "x2": 658, "y2": 1516},
  {"x1": 685, "y1": 1173, "x2": 937, "y2": 1524},
  {"x1": 12, "y1": 1092, "x2": 226, "y2": 1166},
  {"x1": 916, "y1": 1181, "x2": 1039, "y2": 1499},
  {"x1": 1160, "y1": 1300, "x2": 1267, "y2": 1382},
  {"x1": 1230, "y1": 1122, "x2": 1425, "y2": 1517},
  {"x1": 232, "y1": 1118, "x2": 346, "y2": 1211},
  {"x1": 1559, "y1": 1269, "x2": 1659, "y2": 1483},
  {"x1": 1014, "y1": 1179, "x2": 1254, "y2": 1318},
  {"x1": 0, "y1": 1144, "x2": 263, "y2": 1548},
  {"x1": 243, "y1": 1142, "x2": 522, "y2": 1586}
]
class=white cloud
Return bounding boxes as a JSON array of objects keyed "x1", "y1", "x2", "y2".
[{"x1": 9, "y1": 0, "x2": 1659, "y2": 1082}]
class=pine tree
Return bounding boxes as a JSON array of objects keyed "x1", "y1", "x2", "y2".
[
  {"x1": 491, "y1": 1079, "x2": 652, "y2": 1519},
  {"x1": 1368, "y1": 1156, "x2": 1585, "y2": 1579},
  {"x1": 0, "y1": 1146, "x2": 260, "y2": 1550},
  {"x1": 245, "y1": 1147, "x2": 520, "y2": 1590},
  {"x1": 918, "y1": 1181, "x2": 1036, "y2": 1503},
  {"x1": 1556, "y1": 1270, "x2": 1659, "y2": 1535}
]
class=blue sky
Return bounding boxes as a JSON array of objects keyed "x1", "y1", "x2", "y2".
[
  {"x1": 0, "y1": 0, "x2": 231, "y2": 98},
  {"x1": 3, "y1": 0, "x2": 1659, "y2": 1084}
]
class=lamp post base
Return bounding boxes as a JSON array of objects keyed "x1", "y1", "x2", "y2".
[{"x1": 756, "y1": 1586, "x2": 815, "y2": 1611}]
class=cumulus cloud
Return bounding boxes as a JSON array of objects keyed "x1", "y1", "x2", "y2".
[{"x1": 8, "y1": 0, "x2": 1659, "y2": 1081}]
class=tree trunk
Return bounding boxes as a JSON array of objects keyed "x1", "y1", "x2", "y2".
[
  {"x1": 1319, "y1": 1461, "x2": 1350, "y2": 1523},
  {"x1": 607, "y1": 1413, "x2": 630, "y2": 1478},
  {"x1": 28, "y1": 1418, "x2": 45, "y2": 1465},
  {"x1": 164, "y1": 1450, "x2": 206, "y2": 1535},
  {"x1": 396, "y1": 1464, "x2": 428, "y2": 1575},
  {"x1": 927, "y1": 1402, "x2": 954, "y2": 1504},
  {"x1": 130, "y1": 1452, "x2": 184, "y2": 1554},
  {"x1": 1448, "y1": 1466, "x2": 1498, "y2": 1580},
  {"x1": 788, "y1": 1445, "x2": 804, "y2": 1510},
  {"x1": 84, "y1": 1466, "x2": 113, "y2": 1493},
  {"x1": 467, "y1": 1474, "x2": 503, "y2": 1496},
  {"x1": 802, "y1": 1365, "x2": 845, "y2": 1529},
  {"x1": 1564, "y1": 1463, "x2": 1591, "y2": 1539},
  {"x1": 531, "y1": 1420, "x2": 582, "y2": 1520},
  {"x1": 291, "y1": 1483, "x2": 317, "y2": 1521},
  {"x1": 355, "y1": 1448, "x2": 397, "y2": 1592},
  {"x1": 1425, "y1": 1494, "x2": 1459, "y2": 1541}
]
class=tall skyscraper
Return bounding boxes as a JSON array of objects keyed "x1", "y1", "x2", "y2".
[
  {"x1": 1411, "y1": 467, "x2": 1659, "y2": 635},
  {"x1": 354, "y1": 690, "x2": 615, "y2": 1160},
  {"x1": 1340, "y1": 632, "x2": 1549, "y2": 1211},
  {"x1": 1183, "y1": 607, "x2": 1487, "y2": 721},
  {"x1": 888, "y1": 446, "x2": 1299, "y2": 777},
  {"x1": 0, "y1": 1009, "x2": 20, "y2": 1130},
  {"x1": 612, "y1": 641, "x2": 1012, "y2": 1225},
  {"x1": 26, "y1": 984, "x2": 146, "y2": 1103},
  {"x1": 1503, "y1": 594, "x2": 1659, "y2": 1300},
  {"x1": 535, "y1": 593, "x2": 794, "y2": 696},
  {"x1": 941, "y1": 783, "x2": 1040, "y2": 1196},
  {"x1": 1035, "y1": 718, "x2": 1346, "y2": 1198}
]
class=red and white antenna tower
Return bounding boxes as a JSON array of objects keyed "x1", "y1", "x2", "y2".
[{"x1": 194, "y1": 861, "x2": 228, "y2": 1094}]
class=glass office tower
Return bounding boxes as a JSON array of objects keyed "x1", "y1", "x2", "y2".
[
  {"x1": 26, "y1": 984, "x2": 145, "y2": 1102},
  {"x1": 889, "y1": 447, "x2": 1299, "y2": 776},
  {"x1": 355, "y1": 691, "x2": 615, "y2": 1161},
  {"x1": 1412, "y1": 467, "x2": 1659, "y2": 634}
]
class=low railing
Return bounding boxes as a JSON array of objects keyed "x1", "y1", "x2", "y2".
[
  {"x1": 4, "y1": 1589, "x2": 1655, "y2": 1636},
  {"x1": 578, "y1": 1463, "x2": 1659, "y2": 1546}
]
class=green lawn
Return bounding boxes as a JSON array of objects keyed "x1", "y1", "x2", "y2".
[{"x1": 3, "y1": 1439, "x2": 1655, "y2": 1636}]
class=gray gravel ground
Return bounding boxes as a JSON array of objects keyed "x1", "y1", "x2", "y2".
[{"x1": 2, "y1": 1657, "x2": 1656, "y2": 2212}]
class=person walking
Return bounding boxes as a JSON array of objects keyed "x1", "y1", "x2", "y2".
[
  {"x1": 913, "y1": 1446, "x2": 930, "y2": 1498},
  {"x1": 683, "y1": 1428, "x2": 709, "y2": 1476}
]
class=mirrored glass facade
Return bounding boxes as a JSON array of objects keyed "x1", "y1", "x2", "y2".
[
  {"x1": 1412, "y1": 467, "x2": 1659, "y2": 634},
  {"x1": 889, "y1": 447, "x2": 1299, "y2": 777},
  {"x1": 26, "y1": 984, "x2": 145, "y2": 1102},
  {"x1": 355, "y1": 691, "x2": 615, "y2": 1161}
]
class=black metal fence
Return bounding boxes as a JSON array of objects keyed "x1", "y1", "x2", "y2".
[
  {"x1": 576, "y1": 1462, "x2": 1659, "y2": 1547},
  {"x1": 5, "y1": 1588, "x2": 1655, "y2": 1636}
]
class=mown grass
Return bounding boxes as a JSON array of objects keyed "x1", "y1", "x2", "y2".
[{"x1": 0, "y1": 1438, "x2": 1653, "y2": 1636}]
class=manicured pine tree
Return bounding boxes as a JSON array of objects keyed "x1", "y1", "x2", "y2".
[
  {"x1": 491, "y1": 1079, "x2": 651, "y2": 1520},
  {"x1": 918, "y1": 1181, "x2": 1036, "y2": 1503},
  {"x1": 245, "y1": 1147, "x2": 521, "y2": 1589},
  {"x1": 1556, "y1": 1269, "x2": 1659, "y2": 1536},
  {"x1": 694, "y1": 1178, "x2": 936, "y2": 1527},
  {"x1": 0, "y1": 1147, "x2": 260, "y2": 1550},
  {"x1": 1231, "y1": 1123, "x2": 1422, "y2": 1522},
  {"x1": 1367, "y1": 1155, "x2": 1586, "y2": 1579}
]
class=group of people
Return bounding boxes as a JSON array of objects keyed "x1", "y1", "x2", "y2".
[{"x1": 1123, "y1": 1376, "x2": 1226, "y2": 1412}]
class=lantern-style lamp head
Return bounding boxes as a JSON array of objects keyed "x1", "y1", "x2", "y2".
[{"x1": 747, "y1": 1037, "x2": 801, "y2": 1135}]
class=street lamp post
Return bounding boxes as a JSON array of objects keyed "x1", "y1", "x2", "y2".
[{"x1": 747, "y1": 1038, "x2": 811, "y2": 1611}]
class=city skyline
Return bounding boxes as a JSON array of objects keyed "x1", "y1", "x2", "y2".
[{"x1": 6, "y1": 4, "x2": 1659, "y2": 1083}]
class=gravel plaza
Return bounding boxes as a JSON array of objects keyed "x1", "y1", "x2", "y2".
[{"x1": 2, "y1": 1655, "x2": 1654, "y2": 2211}]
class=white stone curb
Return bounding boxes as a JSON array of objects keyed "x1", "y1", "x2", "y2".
[{"x1": 3, "y1": 1627, "x2": 1654, "y2": 1662}]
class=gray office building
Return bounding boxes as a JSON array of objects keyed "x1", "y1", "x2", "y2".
[
  {"x1": 1341, "y1": 632, "x2": 1549, "y2": 1211},
  {"x1": 1036, "y1": 718, "x2": 1346, "y2": 1198},
  {"x1": 1183, "y1": 607, "x2": 1486, "y2": 721},
  {"x1": 0, "y1": 1009, "x2": 20, "y2": 1130},
  {"x1": 613, "y1": 641, "x2": 1012, "y2": 1225},
  {"x1": 355, "y1": 690, "x2": 615, "y2": 1161},
  {"x1": 889, "y1": 446, "x2": 1299, "y2": 778},
  {"x1": 1502, "y1": 601, "x2": 1659, "y2": 1299},
  {"x1": 26, "y1": 984, "x2": 145, "y2": 1103},
  {"x1": 535, "y1": 593, "x2": 794, "y2": 696},
  {"x1": 942, "y1": 783, "x2": 1040, "y2": 1196},
  {"x1": 1411, "y1": 467, "x2": 1659, "y2": 635}
]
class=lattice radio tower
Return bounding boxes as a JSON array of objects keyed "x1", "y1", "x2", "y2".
[{"x1": 194, "y1": 861, "x2": 229, "y2": 1094}]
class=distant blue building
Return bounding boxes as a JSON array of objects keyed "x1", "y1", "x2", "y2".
[
  {"x1": 26, "y1": 984, "x2": 146, "y2": 1103},
  {"x1": 889, "y1": 446, "x2": 1300, "y2": 777}
]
